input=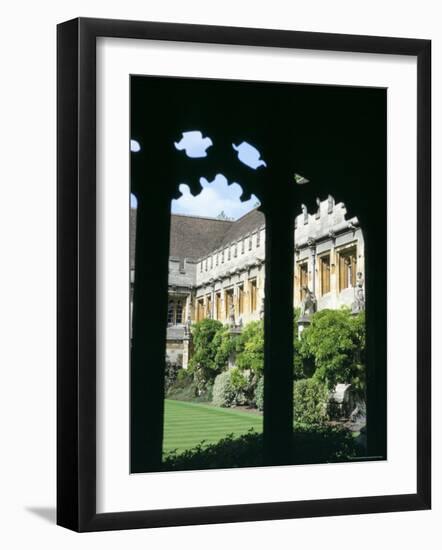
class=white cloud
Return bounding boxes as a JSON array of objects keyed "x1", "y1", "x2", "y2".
[
  {"x1": 130, "y1": 139, "x2": 141, "y2": 153},
  {"x1": 171, "y1": 174, "x2": 260, "y2": 219}
]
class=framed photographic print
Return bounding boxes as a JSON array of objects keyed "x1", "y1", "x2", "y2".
[{"x1": 57, "y1": 17, "x2": 431, "y2": 531}]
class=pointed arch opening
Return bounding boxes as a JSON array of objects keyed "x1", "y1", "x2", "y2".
[
  {"x1": 161, "y1": 173, "x2": 266, "y2": 459},
  {"x1": 293, "y1": 195, "x2": 368, "y2": 461}
]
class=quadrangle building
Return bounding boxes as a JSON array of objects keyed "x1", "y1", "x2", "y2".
[{"x1": 130, "y1": 195, "x2": 365, "y2": 369}]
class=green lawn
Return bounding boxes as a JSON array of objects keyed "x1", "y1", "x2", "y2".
[{"x1": 163, "y1": 399, "x2": 263, "y2": 455}]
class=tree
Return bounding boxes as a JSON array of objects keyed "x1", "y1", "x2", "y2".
[
  {"x1": 216, "y1": 210, "x2": 232, "y2": 220},
  {"x1": 299, "y1": 308, "x2": 366, "y2": 393},
  {"x1": 234, "y1": 311, "x2": 307, "y2": 380},
  {"x1": 231, "y1": 320, "x2": 264, "y2": 404},
  {"x1": 212, "y1": 324, "x2": 235, "y2": 370},
  {"x1": 188, "y1": 319, "x2": 230, "y2": 391},
  {"x1": 235, "y1": 320, "x2": 264, "y2": 376}
]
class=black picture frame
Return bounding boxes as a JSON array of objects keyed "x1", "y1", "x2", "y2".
[{"x1": 57, "y1": 17, "x2": 431, "y2": 532}]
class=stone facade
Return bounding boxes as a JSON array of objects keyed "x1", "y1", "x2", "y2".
[
  {"x1": 130, "y1": 196, "x2": 364, "y2": 368},
  {"x1": 294, "y1": 196, "x2": 364, "y2": 312}
]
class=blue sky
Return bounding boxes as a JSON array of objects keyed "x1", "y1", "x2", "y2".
[
  {"x1": 130, "y1": 175, "x2": 259, "y2": 219},
  {"x1": 130, "y1": 134, "x2": 264, "y2": 219}
]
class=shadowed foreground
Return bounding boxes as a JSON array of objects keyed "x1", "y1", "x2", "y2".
[{"x1": 162, "y1": 399, "x2": 359, "y2": 472}]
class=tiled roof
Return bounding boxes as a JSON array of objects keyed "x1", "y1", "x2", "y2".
[
  {"x1": 129, "y1": 207, "x2": 264, "y2": 267},
  {"x1": 219, "y1": 208, "x2": 265, "y2": 247},
  {"x1": 169, "y1": 214, "x2": 233, "y2": 260}
]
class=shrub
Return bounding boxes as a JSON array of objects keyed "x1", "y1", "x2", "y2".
[
  {"x1": 176, "y1": 368, "x2": 191, "y2": 385},
  {"x1": 212, "y1": 368, "x2": 256, "y2": 407},
  {"x1": 164, "y1": 359, "x2": 180, "y2": 393},
  {"x1": 292, "y1": 423, "x2": 358, "y2": 464},
  {"x1": 293, "y1": 377, "x2": 329, "y2": 425},
  {"x1": 162, "y1": 425, "x2": 358, "y2": 472},
  {"x1": 212, "y1": 371, "x2": 236, "y2": 408},
  {"x1": 254, "y1": 376, "x2": 264, "y2": 411},
  {"x1": 167, "y1": 368, "x2": 213, "y2": 402},
  {"x1": 163, "y1": 430, "x2": 263, "y2": 471},
  {"x1": 229, "y1": 367, "x2": 249, "y2": 405},
  {"x1": 166, "y1": 368, "x2": 197, "y2": 401}
]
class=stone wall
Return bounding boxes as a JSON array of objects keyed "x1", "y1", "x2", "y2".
[
  {"x1": 193, "y1": 223, "x2": 266, "y2": 325},
  {"x1": 293, "y1": 198, "x2": 364, "y2": 311},
  {"x1": 189, "y1": 197, "x2": 364, "y2": 323},
  {"x1": 165, "y1": 340, "x2": 184, "y2": 367},
  {"x1": 195, "y1": 225, "x2": 266, "y2": 288},
  {"x1": 168, "y1": 257, "x2": 197, "y2": 288},
  {"x1": 194, "y1": 262, "x2": 265, "y2": 326}
]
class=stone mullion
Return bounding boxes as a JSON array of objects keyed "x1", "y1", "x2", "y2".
[
  {"x1": 309, "y1": 241, "x2": 317, "y2": 296},
  {"x1": 330, "y1": 243, "x2": 337, "y2": 298},
  {"x1": 185, "y1": 294, "x2": 191, "y2": 324},
  {"x1": 130, "y1": 189, "x2": 170, "y2": 473},
  {"x1": 211, "y1": 286, "x2": 215, "y2": 320},
  {"x1": 262, "y1": 191, "x2": 294, "y2": 466},
  {"x1": 244, "y1": 278, "x2": 250, "y2": 315},
  {"x1": 364, "y1": 226, "x2": 387, "y2": 459}
]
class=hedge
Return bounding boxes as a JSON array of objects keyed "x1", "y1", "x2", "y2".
[{"x1": 162, "y1": 424, "x2": 358, "y2": 471}]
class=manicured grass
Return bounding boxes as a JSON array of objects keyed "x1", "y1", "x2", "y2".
[{"x1": 163, "y1": 399, "x2": 263, "y2": 455}]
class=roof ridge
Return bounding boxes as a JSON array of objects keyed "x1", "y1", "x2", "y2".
[
  {"x1": 231, "y1": 206, "x2": 262, "y2": 223},
  {"x1": 170, "y1": 212, "x2": 234, "y2": 223}
]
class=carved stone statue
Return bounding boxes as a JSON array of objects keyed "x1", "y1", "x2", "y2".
[
  {"x1": 327, "y1": 194, "x2": 335, "y2": 214},
  {"x1": 185, "y1": 313, "x2": 192, "y2": 336},
  {"x1": 301, "y1": 203, "x2": 308, "y2": 224},
  {"x1": 315, "y1": 197, "x2": 321, "y2": 219},
  {"x1": 352, "y1": 272, "x2": 365, "y2": 313},
  {"x1": 300, "y1": 286, "x2": 317, "y2": 318},
  {"x1": 259, "y1": 297, "x2": 265, "y2": 320},
  {"x1": 229, "y1": 302, "x2": 236, "y2": 328}
]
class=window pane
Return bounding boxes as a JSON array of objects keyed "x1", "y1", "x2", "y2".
[
  {"x1": 176, "y1": 301, "x2": 183, "y2": 324},
  {"x1": 320, "y1": 255, "x2": 330, "y2": 295}
]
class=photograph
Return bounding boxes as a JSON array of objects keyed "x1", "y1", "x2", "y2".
[
  {"x1": 129, "y1": 75, "x2": 386, "y2": 473},
  {"x1": 55, "y1": 15, "x2": 431, "y2": 532}
]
